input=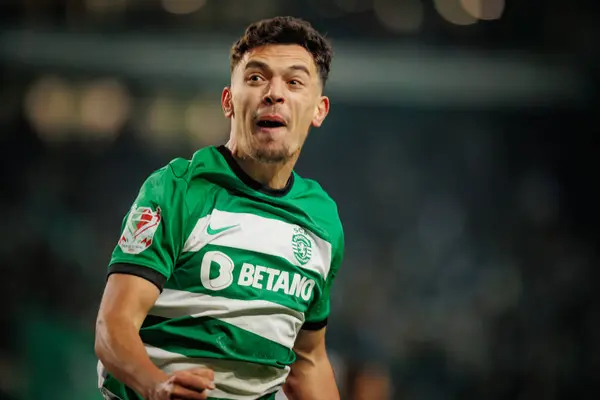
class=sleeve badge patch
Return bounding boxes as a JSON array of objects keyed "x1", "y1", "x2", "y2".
[{"x1": 118, "y1": 204, "x2": 162, "y2": 254}]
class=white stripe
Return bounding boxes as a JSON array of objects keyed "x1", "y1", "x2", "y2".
[
  {"x1": 97, "y1": 360, "x2": 107, "y2": 389},
  {"x1": 183, "y1": 209, "x2": 332, "y2": 279},
  {"x1": 146, "y1": 345, "x2": 287, "y2": 400},
  {"x1": 151, "y1": 289, "x2": 304, "y2": 349},
  {"x1": 97, "y1": 347, "x2": 287, "y2": 400}
]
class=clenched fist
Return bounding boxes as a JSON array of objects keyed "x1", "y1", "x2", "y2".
[{"x1": 149, "y1": 368, "x2": 215, "y2": 400}]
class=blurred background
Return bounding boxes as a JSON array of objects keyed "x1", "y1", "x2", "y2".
[{"x1": 0, "y1": 0, "x2": 598, "y2": 399}]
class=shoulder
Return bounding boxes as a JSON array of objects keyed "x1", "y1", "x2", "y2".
[
  {"x1": 295, "y1": 175, "x2": 344, "y2": 250},
  {"x1": 140, "y1": 160, "x2": 189, "y2": 198},
  {"x1": 163, "y1": 146, "x2": 215, "y2": 182},
  {"x1": 149, "y1": 146, "x2": 219, "y2": 189},
  {"x1": 138, "y1": 147, "x2": 218, "y2": 208},
  {"x1": 300, "y1": 178, "x2": 341, "y2": 220}
]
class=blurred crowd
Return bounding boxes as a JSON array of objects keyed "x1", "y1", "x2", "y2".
[{"x1": 1, "y1": 1, "x2": 598, "y2": 399}]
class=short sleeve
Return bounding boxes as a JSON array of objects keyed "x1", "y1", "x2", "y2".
[
  {"x1": 303, "y1": 230, "x2": 345, "y2": 330},
  {"x1": 108, "y1": 165, "x2": 187, "y2": 288}
]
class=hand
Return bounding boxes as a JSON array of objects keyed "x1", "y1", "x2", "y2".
[{"x1": 149, "y1": 368, "x2": 215, "y2": 400}]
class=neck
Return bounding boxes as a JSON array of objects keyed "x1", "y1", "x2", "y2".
[{"x1": 225, "y1": 140, "x2": 298, "y2": 190}]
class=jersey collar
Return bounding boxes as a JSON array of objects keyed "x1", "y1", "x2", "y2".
[{"x1": 216, "y1": 145, "x2": 294, "y2": 197}]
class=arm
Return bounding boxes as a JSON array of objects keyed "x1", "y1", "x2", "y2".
[
  {"x1": 95, "y1": 273, "x2": 214, "y2": 400},
  {"x1": 96, "y1": 166, "x2": 215, "y2": 399},
  {"x1": 94, "y1": 273, "x2": 167, "y2": 398},
  {"x1": 283, "y1": 328, "x2": 340, "y2": 400}
]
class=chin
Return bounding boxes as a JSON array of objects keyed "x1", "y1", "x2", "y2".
[{"x1": 252, "y1": 143, "x2": 293, "y2": 164}]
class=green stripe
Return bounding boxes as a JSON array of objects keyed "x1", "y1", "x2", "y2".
[
  {"x1": 169, "y1": 244, "x2": 324, "y2": 312},
  {"x1": 140, "y1": 315, "x2": 296, "y2": 368}
]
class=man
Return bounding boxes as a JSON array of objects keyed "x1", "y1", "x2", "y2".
[{"x1": 95, "y1": 16, "x2": 344, "y2": 400}]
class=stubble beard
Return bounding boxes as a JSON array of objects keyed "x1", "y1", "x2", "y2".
[
  {"x1": 247, "y1": 132, "x2": 297, "y2": 164},
  {"x1": 251, "y1": 145, "x2": 291, "y2": 164},
  {"x1": 232, "y1": 121, "x2": 302, "y2": 164}
]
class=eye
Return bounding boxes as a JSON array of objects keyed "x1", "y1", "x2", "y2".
[
  {"x1": 289, "y1": 79, "x2": 303, "y2": 86},
  {"x1": 247, "y1": 74, "x2": 264, "y2": 83}
]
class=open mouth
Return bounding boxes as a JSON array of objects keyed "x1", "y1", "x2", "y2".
[{"x1": 256, "y1": 117, "x2": 287, "y2": 129}]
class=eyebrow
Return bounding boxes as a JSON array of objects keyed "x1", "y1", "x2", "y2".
[
  {"x1": 245, "y1": 60, "x2": 311, "y2": 76},
  {"x1": 289, "y1": 64, "x2": 311, "y2": 76}
]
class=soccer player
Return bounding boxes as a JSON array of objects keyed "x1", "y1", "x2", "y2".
[{"x1": 94, "y1": 16, "x2": 344, "y2": 400}]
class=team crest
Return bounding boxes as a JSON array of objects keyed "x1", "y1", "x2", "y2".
[
  {"x1": 291, "y1": 227, "x2": 312, "y2": 265},
  {"x1": 118, "y1": 204, "x2": 162, "y2": 254}
]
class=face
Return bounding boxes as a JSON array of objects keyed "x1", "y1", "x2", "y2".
[{"x1": 222, "y1": 44, "x2": 329, "y2": 164}]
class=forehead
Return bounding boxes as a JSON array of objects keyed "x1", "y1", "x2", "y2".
[{"x1": 238, "y1": 44, "x2": 317, "y2": 75}]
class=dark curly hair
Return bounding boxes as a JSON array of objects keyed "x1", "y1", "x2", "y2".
[{"x1": 230, "y1": 16, "x2": 333, "y2": 86}]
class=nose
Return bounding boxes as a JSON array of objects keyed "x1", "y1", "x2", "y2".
[{"x1": 263, "y1": 79, "x2": 285, "y2": 105}]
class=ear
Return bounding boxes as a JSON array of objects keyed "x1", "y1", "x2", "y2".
[
  {"x1": 311, "y1": 96, "x2": 330, "y2": 128},
  {"x1": 222, "y1": 86, "x2": 234, "y2": 118}
]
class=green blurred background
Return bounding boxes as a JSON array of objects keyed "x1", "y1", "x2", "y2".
[{"x1": 0, "y1": 1, "x2": 598, "y2": 399}]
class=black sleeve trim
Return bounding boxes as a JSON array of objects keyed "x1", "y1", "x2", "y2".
[
  {"x1": 301, "y1": 318, "x2": 328, "y2": 331},
  {"x1": 107, "y1": 263, "x2": 167, "y2": 292}
]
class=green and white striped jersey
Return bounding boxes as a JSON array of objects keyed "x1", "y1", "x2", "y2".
[{"x1": 98, "y1": 145, "x2": 344, "y2": 400}]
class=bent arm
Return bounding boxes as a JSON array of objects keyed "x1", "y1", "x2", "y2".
[
  {"x1": 283, "y1": 328, "x2": 340, "y2": 400},
  {"x1": 95, "y1": 273, "x2": 168, "y2": 398}
]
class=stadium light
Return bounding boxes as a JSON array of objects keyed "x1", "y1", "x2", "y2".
[
  {"x1": 79, "y1": 79, "x2": 131, "y2": 142},
  {"x1": 184, "y1": 96, "x2": 229, "y2": 147},
  {"x1": 24, "y1": 75, "x2": 76, "y2": 144},
  {"x1": 374, "y1": 0, "x2": 424, "y2": 33},
  {"x1": 434, "y1": 0, "x2": 478, "y2": 26},
  {"x1": 460, "y1": 0, "x2": 505, "y2": 21},
  {"x1": 161, "y1": 0, "x2": 206, "y2": 15},
  {"x1": 139, "y1": 95, "x2": 184, "y2": 150}
]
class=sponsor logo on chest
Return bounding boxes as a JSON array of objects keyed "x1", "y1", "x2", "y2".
[
  {"x1": 183, "y1": 209, "x2": 332, "y2": 300},
  {"x1": 199, "y1": 250, "x2": 316, "y2": 301}
]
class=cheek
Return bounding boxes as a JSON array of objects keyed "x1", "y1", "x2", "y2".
[{"x1": 235, "y1": 93, "x2": 259, "y2": 117}]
